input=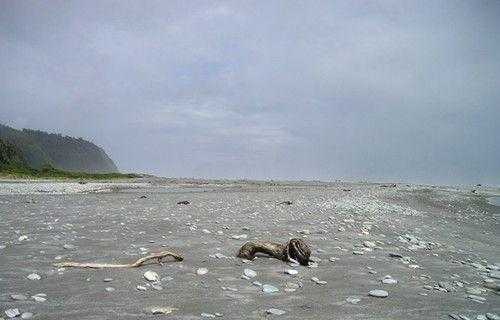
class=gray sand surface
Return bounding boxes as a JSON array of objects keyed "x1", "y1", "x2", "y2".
[{"x1": 1, "y1": 180, "x2": 499, "y2": 319}]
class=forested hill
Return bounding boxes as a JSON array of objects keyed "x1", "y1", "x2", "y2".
[{"x1": 0, "y1": 124, "x2": 118, "y2": 173}]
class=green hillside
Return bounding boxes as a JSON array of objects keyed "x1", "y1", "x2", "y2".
[{"x1": 0, "y1": 124, "x2": 118, "y2": 173}]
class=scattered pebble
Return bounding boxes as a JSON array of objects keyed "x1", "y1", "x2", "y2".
[
  {"x1": 363, "y1": 241, "x2": 376, "y2": 248},
  {"x1": 266, "y1": 308, "x2": 286, "y2": 315},
  {"x1": 262, "y1": 284, "x2": 279, "y2": 294},
  {"x1": 10, "y1": 294, "x2": 27, "y2": 301},
  {"x1": 243, "y1": 268, "x2": 257, "y2": 278},
  {"x1": 382, "y1": 275, "x2": 398, "y2": 285},
  {"x1": 285, "y1": 269, "x2": 298, "y2": 275},
  {"x1": 486, "y1": 313, "x2": 500, "y2": 320},
  {"x1": 346, "y1": 296, "x2": 361, "y2": 304},
  {"x1": 32, "y1": 294, "x2": 46, "y2": 302},
  {"x1": 201, "y1": 313, "x2": 216, "y2": 318},
  {"x1": 144, "y1": 271, "x2": 159, "y2": 282},
  {"x1": 5, "y1": 308, "x2": 20, "y2": 318},
  {"x1": 151, "y1": 307, "x2": 177, "y2": 315},
  {"x1": 197, "y1": 268, "x2": 209, "y2": 276},
  {"x1": 368, "y1": 289, "x2": 389, "y2": 298},
  {"x1": 311, "y1": 277, "x2": 327, "y2": 285},
  {"x1": 27, "y1": 273, "x2": 41, "y2": 281}
]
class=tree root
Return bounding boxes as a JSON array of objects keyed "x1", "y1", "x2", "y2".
[
  {"x1": 237, "y1": 238, "x2": 311, "y2": 266},
  {"x1": 53, "y1": 251, "x2": 183, "y2": 269}
]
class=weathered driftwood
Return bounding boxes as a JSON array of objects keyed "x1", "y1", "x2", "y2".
[
  {"x1": 237, "y1": 238, "x2": 311, "y2": 266},
  {"x1": 53, "y1": 251, "x2": 183, "y2": 269}
]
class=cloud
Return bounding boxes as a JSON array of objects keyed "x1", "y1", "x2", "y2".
[{"x1": 0, "y1": 1, "x2": 499, "y2": 184}]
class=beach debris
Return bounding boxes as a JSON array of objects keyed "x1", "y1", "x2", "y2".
[
  {"x1": 53, "y1": 250, "x2": 183, "y2": 269},
  {"x1": 237, "y1": 238, "x2": 311, "y2": 266}
]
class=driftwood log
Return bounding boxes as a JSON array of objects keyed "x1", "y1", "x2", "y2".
[
  {"x1": 53, "y1": 251, "x2": 183, "y2": 269},
  {"x1": 237, "y1": 238, "x2": 311, "y2": 266}
]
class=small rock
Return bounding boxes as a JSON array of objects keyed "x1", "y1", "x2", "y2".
[
  {"x1": 231, "y1": 234, "x2": 248, "y2": 240},
  {"x1": 32, "y1": 294, "x2": 46, "y2": 302},
  {"x1": 368, "y1": 289, "x2": 389, "y2": 298},
  {"x1": 438, "y1": 281, "x2": 454, "y2": 292},
  {"x1": 18, "y1": 235, "x2": 28, "y2": 242},
  {"x1": 27, "y1": 273, "x2": 41, "y2": 281},
  {"x1": 389, "y1": 253, "x2": 403, "y2": 258},
  {"x1": 21, "y1": 313, "x2": 33, "y2": 319},
  {"x1": 285, "y1": 269, "x2": 298, "y2": 275},
  {"x1": 197, "y1": 268, "x2": 209, "y2": 276},
  {"x1": 266, "y1": 308, "x2": 286, "y2": 315},
  {"x1": 151, "y1": 307, "x2": 176, "y2": 315},
  {"x1": 243, "y1": 268, "x2": 257, "y2": 278},
  {"x1": 382, "y1": 275, "x2": 398, "y2": 285},
  {"x1": 10, "y1": 294, "x2": 27, "y2": 301},
  {"x1": 262, "y1": 284, "x2": 279, "y2": 294},
  {"x1": 144, "y1": 271, "x2": 159, "y2": 282},
  {"x1": 486, "y1": 313, "x2": 500, "y2": 320},
  {"x1": 346, "y1": 296, "x2": 361, "y2": 304},
  {"x1": 5, "y1": 309, "x2": 20, "y2": 318},
  {"x1": 363, "y1": 241, "x2": 376, "y2": 248},
  {"x1": 103, "y1": 278, "x2": 113, "y2": 282},
  {"x1": 467, "y1": 294, "x2": 486, "y2": 303},
  {"x1": 201, "y1": 313, "x2": 216, "y2": 318},
  {"x1": 353, "y1": 250, "x2": 364, "y2": 255},
  {"x1": 105, "y1": 287, "x2": 115, "y2": 292},
  {"x1": 311, "y1": 277, "x2": 327, "y2": 285},
  {"x1": 152, "y1": 284, "x2": 163, "y2": 291},
  {"x1": 136, "y1": 285, "x2": 147, "y2": 291}
]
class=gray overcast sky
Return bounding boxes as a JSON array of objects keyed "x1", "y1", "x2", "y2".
[{"x1": 1, "y1": 1, "x2": 499, "y2": 185}]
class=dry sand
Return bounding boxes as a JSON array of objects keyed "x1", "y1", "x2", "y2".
[{"x1": 0, "y1": 180, "x2": 499, "y2": 319}]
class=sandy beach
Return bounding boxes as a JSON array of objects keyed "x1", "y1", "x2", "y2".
[{"x1": 0, "y1": 180, "x2": 499, "y2": 319}]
